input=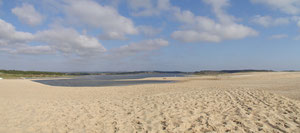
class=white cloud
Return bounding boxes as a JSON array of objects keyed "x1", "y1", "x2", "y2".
[
  {"x1": 13, "y1": 45, "x2": 53, "y2": 55},
  {"x1": 172, "y1": 30, "x2": 222, "y2": 43},
  {"x1": 12, "y1": 3, "x2": 44, "y2": 26},
  {"x1": 0, "y1": 18, "x2": 106, "y2": 56},
  {"x1": 0, "y1": 19, "x2": 34, "y2": 46},
  {"x1": 252, "y1": 15, "x2": 290, "y2": 27},
  {"x1": 98, "y1": 32, "x2": 127, "y2": 40},
  {"x1": 290, "y1": 16, "x2": 300, "y2": 27},
  {"x1": 251, "y1": 0, "x2": 300, "y2": 15},
  {"x1": 202, "y1": 0, "x2": 236, "y2": 24},
  {"x1": 127, "y1": 0, "x2": 172, "y2": 16},
  {"x1": 250, "y1": 1, "x2": 300, "y2": 30},
  {"x1": 269, "y1": 34, "x2": 288, "y2": 39},
  {"x1": 36, "y1": 27, "x2": 106, "y2": 56},
  {"x1": 171, "y1": 0, "x2": 258, "y2": 43},
  {"x1": 138, "y1": 26, "x2": 162, "y2": 36},
  {"x1": 112, "y1": 39, "x2": 168, "y2": 56},
  {"x1": 0, "y1": 19, "x2": 52, "y2": 55},
  {"x1": 64, "y1": 0, "x2": 138, "y2": 40}
]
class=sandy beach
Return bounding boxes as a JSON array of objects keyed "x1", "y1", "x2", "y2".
[{"x1": 1, "y1": 72, "x2": 300, "y2": 132}]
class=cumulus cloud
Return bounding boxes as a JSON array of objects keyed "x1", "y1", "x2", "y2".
[
  {"x1": 251, "y1": 1, "x2": 300, "y2": 31},
  {"x1": 0, "y1": 19, "x2": 106, "y2": 56},
  {"x1": 251, "y1": 15, "x2": 290, "y2": 27},
  {"x1": 12, "y1": 45, "x2": 53, "y2": 55},
  {"x1": 127, "y1": 0, "x2": 171, "y2": 16},
  {"x1": 36, "y1": 27, "x2": 106, "y2": 56},
  {"x1": 64, "y1": 0, "x2": 138, "y2": 40},
  {"x1": 12, "y1": 3, "x2": 44, "y2": 26},
  {"x1": 269, "y1": 34, "x2": 288, "y2": 39},
  {"x1": 251, "y1": 0, "x2": 300, "y2": 15},
  {"x1": 138, "y1": 26, "x2": 162, "y2": 37},
  {"x1": 172, "y1": 30, "x2": 222, "y2": 43},
  {"x1": 0, "y1": 19, "x2": 52, "y2": 55},
  {"x1": 99, "y1": 32, "x2": 127, "y2": 40},
  {"x1": 111, "y1": 39, "x2": 168, "y2": 57},
  {"x1": 290, "y1": 16, "x2": 300, "y2": 27},
  {"x1": 171, "y1": 0, "x2": 258, "y2": 43},
  {"x1": 0, "y1": 19, "x2": 34, "y2": 46}
]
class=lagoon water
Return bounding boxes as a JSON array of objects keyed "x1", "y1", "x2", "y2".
[{"x1": 34, "y1": 73, "x2": 184, "y2": 87}]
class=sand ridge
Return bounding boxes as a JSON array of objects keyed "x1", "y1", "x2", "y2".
[{"x1": 0, "y1": 72, "x2": 300, "y2": 132}]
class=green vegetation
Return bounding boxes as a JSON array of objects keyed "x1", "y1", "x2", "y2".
[
  {"x1": 0, "y1": 70, "x2": 69, "y2": 79},
  {"x1": 194, "y1": 70, "x2": 274, "y2": 75},
  {"x1": 0, "y1": 69, "x2": 276, "y2": 79},
  {"x1": 194, "y1": 71, "x2": 226, "y2": 75},
  {"x1": 67, "y1": 71, "x2": 187, "y2": 76}
]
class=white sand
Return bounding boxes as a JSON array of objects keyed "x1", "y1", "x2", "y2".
[{"x1": 0, "y1": 72, "x2": 300, "y2": 132}]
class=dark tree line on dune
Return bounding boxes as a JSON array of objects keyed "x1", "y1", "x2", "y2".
[
  {"x1": 0, "y1": 69, "x2": 276, "y2": 76},
  {"x1": 0, "y1": 70, "x2": 67, "y2": 75},
  {"x1": 194, "y1": 70, "x2": 274, "y2": 75}
]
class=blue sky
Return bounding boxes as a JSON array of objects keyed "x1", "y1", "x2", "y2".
[{"x1": 0, "y1": 0, "x2": 300, "y2": 72}]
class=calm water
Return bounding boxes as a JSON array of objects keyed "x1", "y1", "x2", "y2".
[{"x1": 34, "y1": 73, "x2": 184, "y2": 87}]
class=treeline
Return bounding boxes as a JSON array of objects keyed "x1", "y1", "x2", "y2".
[
  {"x1": 0, "y1": 69, "x2": 275, "y2": 76},
  {"x1": 0, "y1": 70, "x2": 67, "y2": 75},
  {"x1": 67, "y1": 71, "x2": 187, "y2": 75},
  {"x1": 194, "y1": 70, "x2": 274, "y2": 75},
  {"x1": 68, "y1": 70, "x2": 274, "y2": 75},
  {"x1": 0, "y1": 70, "x2": 186, "y2": 76},
  {"x1": 104, "y1": 71, "x2": 186, "y2": 75}
]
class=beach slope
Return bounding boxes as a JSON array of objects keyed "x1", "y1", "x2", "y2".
[{"x1": 0, "y1": 72, "x2": 300, "y2": 132}]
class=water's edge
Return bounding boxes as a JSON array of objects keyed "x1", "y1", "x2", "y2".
[{"x1": 33, "y1": 74, "x2": 184, "y2": 87}]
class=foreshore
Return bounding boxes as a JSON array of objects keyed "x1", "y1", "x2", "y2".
[{"x1": 1, "y1": 72, "x2": 300, "y2": 132}]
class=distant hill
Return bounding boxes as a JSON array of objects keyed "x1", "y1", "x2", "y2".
[
  {"x1": 67, "y1": 71, "x2": 188, "y2": 75},
  {"x1": 0, "y1": 69, "x2": 279, "y2": 79},
  {"x1": 0, "y1": 70, "x2": 66, "y2": 75},
  {"x1": 194, "y1": 70, "x2": 274, "y2": 75},
  {"x1": 0, "y1": 70, "x2": 68, "y2": 79}
]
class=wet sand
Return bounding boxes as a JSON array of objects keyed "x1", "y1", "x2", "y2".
[{"x1": 0, "y1": 72, "x2": 300, "y2": 132}]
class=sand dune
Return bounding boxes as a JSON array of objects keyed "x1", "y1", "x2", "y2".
[{"x1": 0, "y1": 72, "x2": 300, "y2": 132}]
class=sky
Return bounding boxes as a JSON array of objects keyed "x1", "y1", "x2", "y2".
[{"x1": 0, "y1": 0, "x2": 300, "y2": 72}]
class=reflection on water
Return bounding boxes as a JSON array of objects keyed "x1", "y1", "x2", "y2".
[{"x1": 34, "y1": 74, "x2": 184, "y2": 87}]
